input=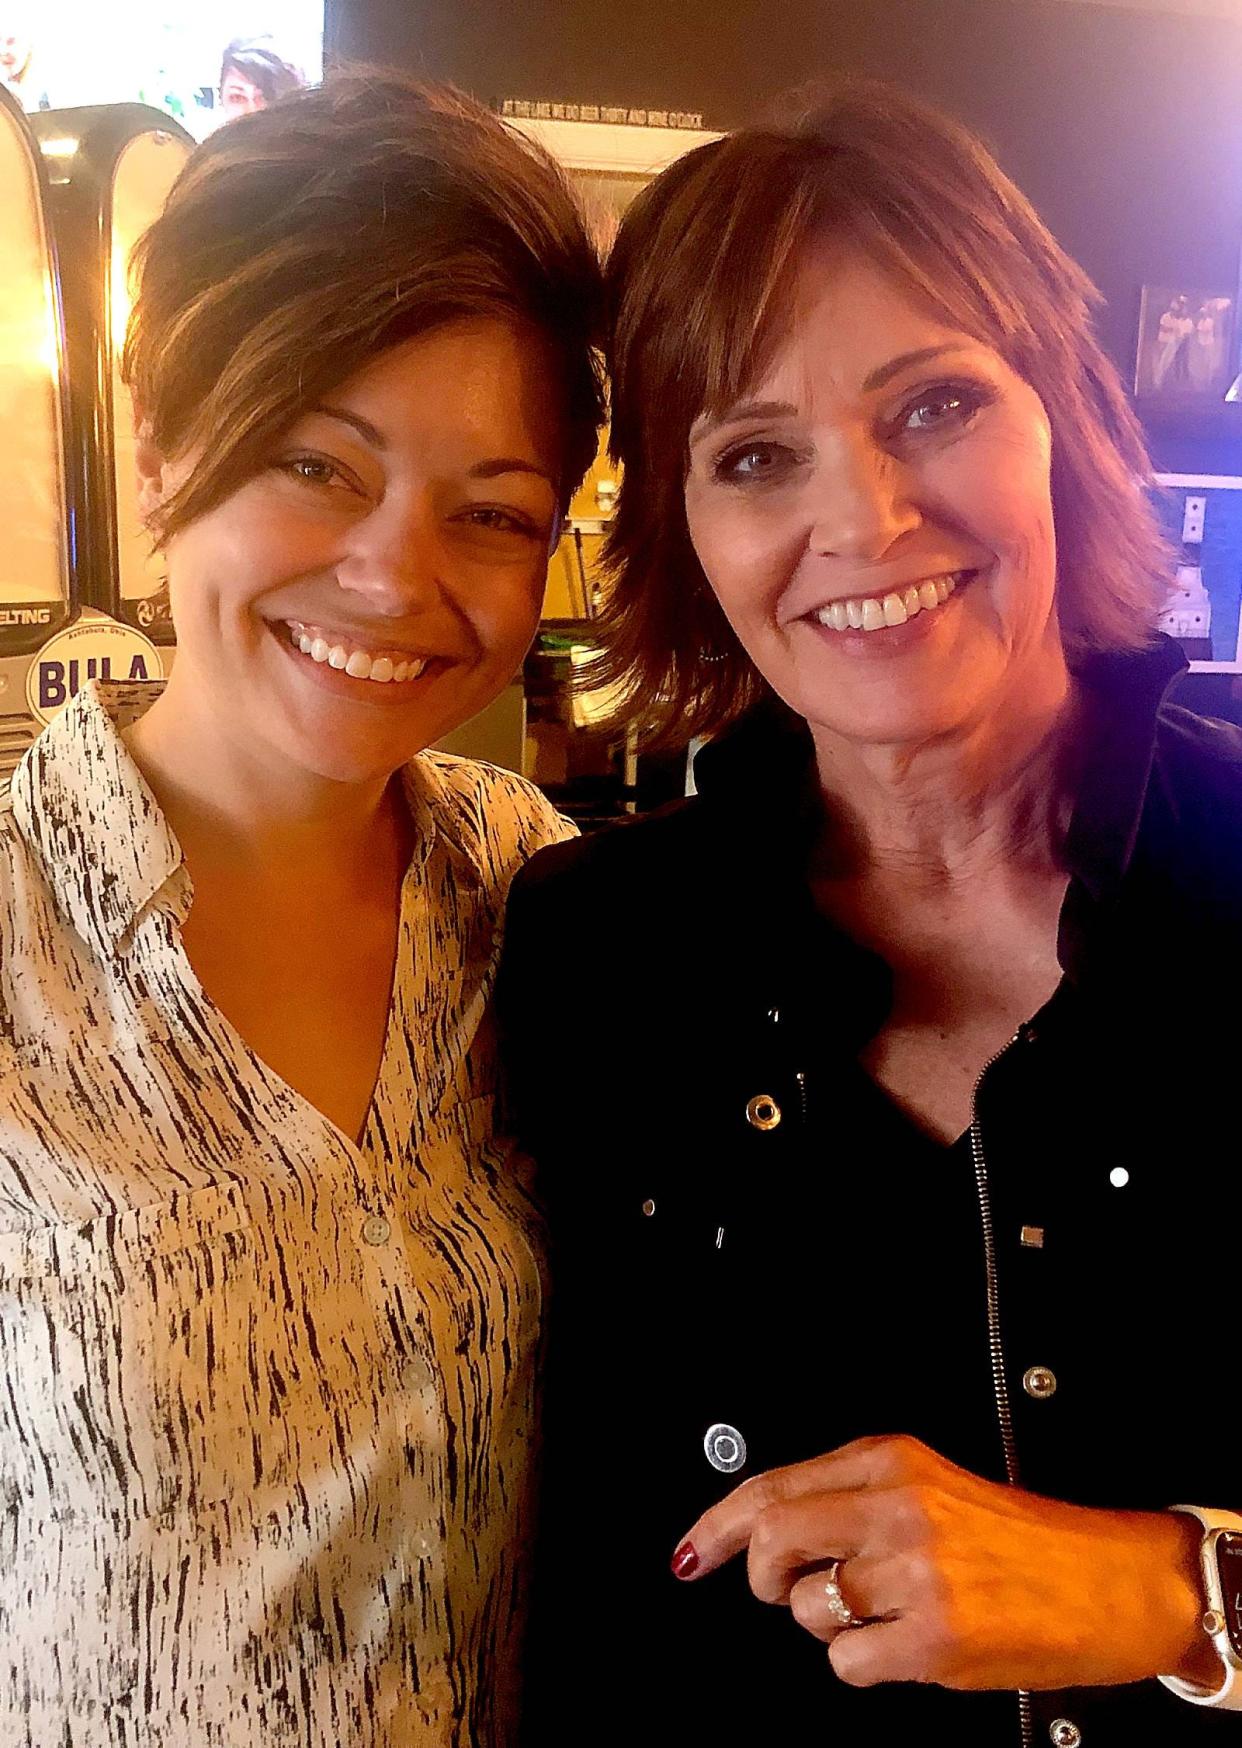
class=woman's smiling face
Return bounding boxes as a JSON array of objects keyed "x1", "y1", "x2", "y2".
[
  {"x1": 683, "y1": 247, "x2": 1064, "y2": 751},
  {"x1": 143, "y1": 317, "x2": 562, "y2": 785}
]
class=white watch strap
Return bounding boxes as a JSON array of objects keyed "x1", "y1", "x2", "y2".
[{"x1": 1157, "y1": 1505, "x2": 1242, "y2": 1710}]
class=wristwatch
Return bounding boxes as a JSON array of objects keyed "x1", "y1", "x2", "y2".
[{"x1": 1158, "y1": 1505, "x2": 1242, "y2": 1709}]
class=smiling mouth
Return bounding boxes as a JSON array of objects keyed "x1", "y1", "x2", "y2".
[
  {"x1": 283, "y1": 619, "x2": 430, "y2": 684},
  {"x1": 810, "y1": 569, "x2": 977, "y2": 633}
]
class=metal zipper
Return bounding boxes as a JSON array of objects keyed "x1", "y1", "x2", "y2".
[{"x1": 968, "y1": 1029, "x2": 1034, "y2": 1748}]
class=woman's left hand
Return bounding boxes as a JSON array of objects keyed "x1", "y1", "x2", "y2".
[{"x1": 673, "y1": 1434, "x2": 1215, "y2": 1692}]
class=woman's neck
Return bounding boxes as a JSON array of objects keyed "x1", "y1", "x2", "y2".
[
  {"x1": 123, "y1": 676, "x2": 404, "y2": 891},
  {"x1": 808, "y1": 658, "x2": 1079, "y2": 890}
]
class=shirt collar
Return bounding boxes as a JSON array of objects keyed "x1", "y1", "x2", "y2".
[
  {"x1": 692, "y1": 634, "x2": 1190, "y2": 897},
  {"x1": 9, "y1": 680, "x2": 183, "y2": 960},
  {"x1": 1061, "y1": 635, "x2": 1188, "y2": 899},
  {"x1": 9, "y1": 681, "x2": 493, "y2": 961}
]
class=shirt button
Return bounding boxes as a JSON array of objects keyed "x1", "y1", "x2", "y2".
[
  {"x1": 1109, "y1": 1166, "x2": 1130, "y2": 1188},
  {"x1": 405, "y1": 1354, "x2": 433, "y2": 1391},
  {"x1": 704, "y1": 1422, "x2": 747, "y2": 1474},
  {"x1": 745, "y1": 1094, "x2": 781, "y2": 1131},
  {"x1": 1023, "y1": 1365, "x2": 1058, "y2": 1400},
  {"x1": 362, "y1": 1213, "x2": 392, "y2": 1246},
  {"x1": 1049, "y1": 1720, "x2": 1082, "y2": 1748}
]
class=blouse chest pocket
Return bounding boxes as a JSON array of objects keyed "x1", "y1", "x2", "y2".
[{"x1": 0, "y1": 1183, "x2": 258, "y2": 1529}]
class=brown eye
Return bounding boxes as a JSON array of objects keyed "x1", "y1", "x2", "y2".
[
  {"x1": 713, "y1": 442, "x2": 794, "y2": 484},
  {"x1": 279, "y1": 454, "x2": 357, "y2": 493},
  {"x1": 900, "y1": 381, "x2": 992, "y2": 435}
]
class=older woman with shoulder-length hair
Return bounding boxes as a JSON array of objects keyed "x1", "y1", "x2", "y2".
[{"x1": 499, "y1": 84, "x2": 1241, "y2": 1746}]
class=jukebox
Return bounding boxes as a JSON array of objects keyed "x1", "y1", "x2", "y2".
[
  {"x1": 0, "y1": 98, "x2": 191, "y2": 774},
  {"x1": 0, "y1": 85, "x2": 75, "y2": 776}
]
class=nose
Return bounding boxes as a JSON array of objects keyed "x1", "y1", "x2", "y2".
[
  {"x1": 807, "y1": 433, "x2": 921, "y2": 561},
  {"x1": 334, "y1": 492, "x2": 439, "y2": 618}
]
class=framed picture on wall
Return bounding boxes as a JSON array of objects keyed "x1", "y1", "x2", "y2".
[{"x1": 1135, "y1": 286, "x2": 1235, "y2": 401}]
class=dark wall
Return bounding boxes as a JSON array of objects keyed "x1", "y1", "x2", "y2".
[{"x1": 332, "y1": 0, "x2": 1242, "y2": 472}]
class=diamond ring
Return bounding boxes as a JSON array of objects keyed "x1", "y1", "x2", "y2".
[{"x1": 823, "y1": 1559, "x2": 861, "y2": 1629}]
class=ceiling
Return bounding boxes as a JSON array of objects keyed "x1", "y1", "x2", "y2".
[{"x1": 1049, "y1": 0, "x2": 1240, "y2": 15}]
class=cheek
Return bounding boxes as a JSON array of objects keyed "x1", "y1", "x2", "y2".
[
  {"x1": 459, "y1": 558, "x2": 546, "y2": 659},
  {"x1": 684, "y1": 486, "x2": 796, "y2": 626}
]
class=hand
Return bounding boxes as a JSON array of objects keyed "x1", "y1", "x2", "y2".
[{"x1": 672, "y1": 1434, "x2": 1215, "y2": 1693}]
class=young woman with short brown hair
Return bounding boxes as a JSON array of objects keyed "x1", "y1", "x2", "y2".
[{"x1": 0, "y1": 71, "x2": 600, "y2": 1746}]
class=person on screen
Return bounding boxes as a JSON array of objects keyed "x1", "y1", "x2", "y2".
[
  {"x1": 218, "y1": 36, "x2": 305, "y2": 119},
  {"x1": 0, "y1": 12, "x2": 45, "y2": 109}
]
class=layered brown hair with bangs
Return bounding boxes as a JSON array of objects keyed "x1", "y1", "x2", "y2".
[
  {"x1": 595, "y1": 83, "x2": 1170, "y2": 747},
  {"x1": 123, "y1": 71, "x2": 604, "y2": 543}
]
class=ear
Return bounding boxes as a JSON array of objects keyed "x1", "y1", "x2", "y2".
[{"x1": 133, "y1": 416, "x2": 171, "y2": 525}]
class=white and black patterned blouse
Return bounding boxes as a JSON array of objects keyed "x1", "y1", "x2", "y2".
[{"x1": 0, "y1": 680, "x2": 573, "y2": 1747}]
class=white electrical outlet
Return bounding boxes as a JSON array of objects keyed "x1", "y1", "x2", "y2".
[{"x1": 1183, "y1": 495, "x2": 1207, "y2": 544}]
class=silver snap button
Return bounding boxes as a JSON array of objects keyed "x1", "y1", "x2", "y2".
[
  {"x1": 1049, "y1": 1721, "x2": 1081, "y2": 1748},
  {"x1": 641, "y1": 1198, "x2": 656, "y2": 1217},
  {"x1": 745, "y1": 1094, "x2": 781, "y2": 1132},
  {"x1": 704, "y1": 1422, "x2": 747, "y2": 1474},
  {"x1": 1023, "y1": 1365, "x2": 1057, "y2": 1400},
  {"x1": 362, "y1": 1213, "x2": 391, "y2": 1246},
  {"x1": 1109, "y1": 1166, "x2": 1129, "y2": 1188}
]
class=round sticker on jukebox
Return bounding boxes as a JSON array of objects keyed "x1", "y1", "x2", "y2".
[{"x1": 27, "y1": 611, "x2": 165, "y2": 727}]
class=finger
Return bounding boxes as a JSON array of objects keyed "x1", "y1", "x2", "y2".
[
  {"x1": 673, "y1": 1435, "x2": 910, "y2": 1579},
  {"x1": 830, "y1": 1613, "x2": 949, "y2": 1689},
  {"x1": 788, "y1": 1560, "x2": 873, "y2": 1644},
  {"x1": 787, "y1": 1550, "x2": 916, "y2": 1635},
  {"x1": 746, "y1": 1492, "x2": 873, "y2": 1603}
]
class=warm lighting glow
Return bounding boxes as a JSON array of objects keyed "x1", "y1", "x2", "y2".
[
  {"x1": 37, "y1": 136, "x2": 79, "y2": 160},
  {"x1": 109, "y1": 240, "x2": 133, "y2": 360}
]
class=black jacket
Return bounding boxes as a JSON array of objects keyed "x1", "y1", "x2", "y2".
[{"x1": 498, "y1": 639, "x2": 1242, "y2": 1745}]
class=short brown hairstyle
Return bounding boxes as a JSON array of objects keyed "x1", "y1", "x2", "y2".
[
  {"x1": 124, "y1": 71, "x2": 604, "y2": 541},
  {"x1": 594, "y1": 82, "x2": 1170, "y2": 746}
]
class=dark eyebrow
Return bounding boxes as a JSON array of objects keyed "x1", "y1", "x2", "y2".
[
  {"x1": 693, "y1": 400, "x2": 796, "y2": 441},
  {"x1": 315, "y1": 406, "x2": 387, "y2": 448},
  {"x1": 861, "y1": 345, "x2": 973, "y2": 393},
  {"x1": 468, "y1": 457, "x2": 558, "y2": 491},
  {"x1": 305, "y1": 413, "x2": 556, "y2": 490}
]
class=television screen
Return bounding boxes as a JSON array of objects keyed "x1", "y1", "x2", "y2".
[{"x1": 1, "y1": 0, "x2": 323, "y2": 140}]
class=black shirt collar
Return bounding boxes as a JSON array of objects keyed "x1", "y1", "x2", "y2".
[{"x1": 692, "y1": 636, "x2": 1189, "y2": 900}]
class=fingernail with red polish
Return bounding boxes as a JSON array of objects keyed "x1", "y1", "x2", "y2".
[{"x1": 671, "y1": 1542, "x2": 699, "y2": 1579}]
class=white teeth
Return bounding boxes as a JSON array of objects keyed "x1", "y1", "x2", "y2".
[
  {"x1": 813, "y1": 571, "x2": 968, "y2": 635},
  {"x1": 286, "y1": 622, "x2": 429, "y2": 683}
]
